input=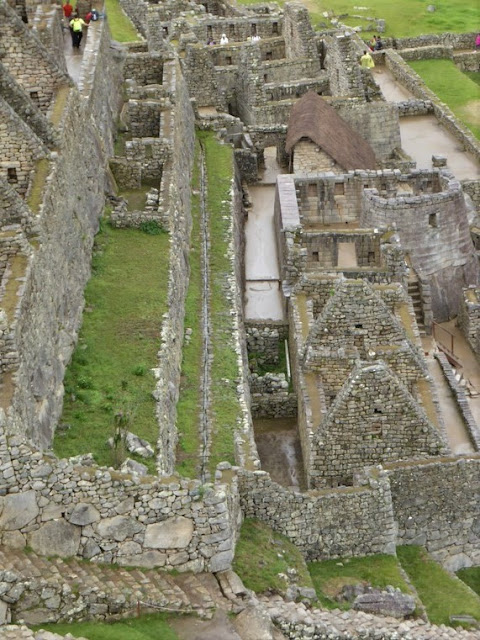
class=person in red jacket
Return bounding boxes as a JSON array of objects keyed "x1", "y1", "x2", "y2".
[{"x1": 63, "y1": 2, "x2": 73, "y2": 18}]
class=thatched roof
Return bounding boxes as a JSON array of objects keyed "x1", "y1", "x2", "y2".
[{"x1": 285, "y1": 92, "x2": 376, "y2": 170}]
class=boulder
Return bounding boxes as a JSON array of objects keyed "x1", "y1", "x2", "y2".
[
  {"x1": 29, "y1": 519, "x2": 81, "y2": 557},
  {"x1": 68, "y1": 503, "x2": 100, "y2": 526},
  {"x1": 120, "y1": 458, "x2": 148, "y2": 476},
  {"x1": 125, "y1": 432, "x2": 154, "y2": 458},
  {"x1": 144, "y1": 516, "x2": 194, "y2": 549},
  {"x1": 0, "y1": 491, "x2": 39, "y2": 531},
  {"x1": 234, "y1": 605, "x2": 279, "y2": 640},
  {"x1": 97, "y1": 515, "x2": 143, "y2": 542},
  {"x1": 353, "y1": 588, "x2": 416, "y2": 618}
]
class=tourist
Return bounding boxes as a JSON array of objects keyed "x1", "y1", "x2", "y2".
[
  {"x1": 62, "y1": 1, "x2": 73, "y2": 19},
  {"x1": 207, "y1": 36, "x2": 215, "y2": 45},
  {"x1": 85, "y1": 10, "x2": 93, "y2": 23},
  {"x1": 69, "y1": 15, "x2": 87, "y2": 48},
  {"x1": 369, "y1": 35, "x2": 377, "y2": 51},
  {"x1": 220, "y1": 33, "x2": 229, "y2": 44},
  {"x1": 360, "y1": 50, "x2": 375, "y2": 69},
  {"x1": 252, "y1": 34, "x2": 261, "y2": 42},
  {"x1": 375, "y1": 36, "x2": 383, "y2": 50},
  {"x1": 475, "y1": 33, "x2": 480, "y2": 50}
]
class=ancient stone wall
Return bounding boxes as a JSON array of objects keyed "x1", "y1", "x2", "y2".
[
  {"x1": 245, "y1": 320, "x2": 289, "y2": 365},
  {"x1": 388, "y1": 456, "x2": 480, "y2": 571},
  {"x1": 239, "y1": 466, "x2": 396, "y2": 561},
  {"x1": 124, "y1": 53, "x2": 164, "y2": 86},
  {"x1": 0, "y1": 425, "x2": 239, "y2": 573},
  {"x1": 0, "y1": 2, "x2": 69, "y2": 113},
  {"x1": 190, "y1": 16, "x2": 283, "y2": 45},
  {"x1": 283, "y1": 3, "x2": 317, "y2": 60},
  {"x1": 458, "y1": 286, "x2": 480, "y2": 359},
  {"x1": 31, "y1": 4, "x2": 67, "y2": 77},
  {"x1": 249, "y1": 373, "x2": 297, "y2": 418},
  {"x1": 154, "y1": 61, "x2": 195, "y2": 475}
]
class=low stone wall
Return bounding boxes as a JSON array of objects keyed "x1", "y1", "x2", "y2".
[
  {"x1": 395, "y1": 99, "x2": 433, "y2": 116},
  {"x1": 245, "y1": 320, "x2": 289, "y2": 365},
  {"x1": 388, "y1": 455, "x2": 480, "y2": 571},
  {"x1": 435, "y1": 352, "x2": 480, "y2": 451},
  {"x1": 0, "y1": 425, "x2": 239, "y2": 573},
  {"x1": 249, "y1": 373, "x2": 296, "y2": 418},
  {"x1": 462, "y1": 179, "x2": 480, "y2": 212},
  {"x1": 399, "y1": 45, "x2": 453, "y2": 61},
  {"x1": 238, "y1": 466, "x2": 396, "y2": 561}
]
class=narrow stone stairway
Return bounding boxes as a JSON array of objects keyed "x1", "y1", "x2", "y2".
[
  {"x1": 0, "y1": 547, "x2": 240, "y2": 625},
  {"x1": 407, "y1": 278, "x2": 426, "y2": 335}
]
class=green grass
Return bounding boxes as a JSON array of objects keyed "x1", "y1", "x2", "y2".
[
  {"x1": 308, "y1": 553, "x2": 414, "y2": 610},
  {"x1": 54, "y1": 218, "x2": 170, "y2": 470},
  {"x1": 200, "y1": 130, "x2": 241, "y2": 474},
  {"x1": 34, "y1": 613, "x2": 178, "y2": 639},
  {"x1": 175, "y1": 139, "x2": 203, "y2": 478},
  {"x1": 457, "y1": 567, "x2": 480, "y2": 597},
  {"x1": 409, "y1": 60, "x2": 480, "y2": 139},
  {"x1": 397, "y1": 545, "x2": 480, "y2": 627},
  {"x1": 238, "y1": 0, "x2": 478, "y2": 37},
  {"x1": 233, "y1": 518, "x2": 315, "y2": 596},
  {"x1": 104, "y1": 0, "x2": 141, "y2": 42}
]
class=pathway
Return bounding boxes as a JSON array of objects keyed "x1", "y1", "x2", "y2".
[{"x1": 244, "y1": 148, "x2": 285, "y2": 321}]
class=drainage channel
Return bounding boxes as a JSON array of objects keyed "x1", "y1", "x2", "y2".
[{"x1": 198, "y1": 141, "x2": 213, "y2": 482}]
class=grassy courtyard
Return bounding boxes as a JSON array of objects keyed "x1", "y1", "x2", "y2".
[{"x1": 54, "y1": 218, "x2": 169, "y2": 471}]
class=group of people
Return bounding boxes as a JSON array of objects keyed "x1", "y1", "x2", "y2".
[
  {"x1": 63, "y1": 3, "x2": 100, "y2": 49},
  {"x1": 368, "y1": 34, "x2": 384, "y2": 51}
]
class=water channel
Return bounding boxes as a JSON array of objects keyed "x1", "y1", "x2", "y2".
[{"x1": 245, "y1": 70, "x2": 480, "y2": 485}]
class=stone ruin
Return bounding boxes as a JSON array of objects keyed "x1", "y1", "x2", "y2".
[{"x1": 0, "y1": 0, "x2": 479, "y2": 635}]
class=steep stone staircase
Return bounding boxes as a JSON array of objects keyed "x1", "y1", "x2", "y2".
[
  {"x1": 0, "y1": 547, "x2": 241, "y2": 625},
  {"x1": 407, "y1": 277, "x2": 426, "y2": 335}
]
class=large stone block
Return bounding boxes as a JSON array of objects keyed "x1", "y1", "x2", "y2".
[
  {"x1": 144, "y1": 516, "x2": 194, "y2": 549},
  {"x1": 117, "y1": 550, "x2": 166, "y2": 568},
  {"x1": 0, "y1": 491, "x2": 38, "y2": 531},
  {"x1": 29, "y1": 519, "x2": 81, "y2": 557},
  {"x1": 68, "y1": 503, "x2": 100, "y2": 526},
  {"x1": 97, "y1": 515, "x2": 143, "y2": 542}
]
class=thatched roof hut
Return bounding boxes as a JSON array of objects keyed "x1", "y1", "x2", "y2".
[{"x1": 285, "y1": 91, "x2": 376, "y2": 170}]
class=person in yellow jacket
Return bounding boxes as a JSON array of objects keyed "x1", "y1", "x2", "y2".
[
  {"x1": 360, "y1": 50, "x2": 375, "y2": 69},
  {"x1": 69, "y1": 16, "x2": 87, "y2": 49}
]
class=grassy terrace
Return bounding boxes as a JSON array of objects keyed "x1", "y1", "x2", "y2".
[
  {"x1": 233, "y1": 518, "x2": 315, "y2": 596},
  {"x1": 458, "y1": 567, "x2": 480, "y2": 597},
  {"x1": 201, "y1": 130, "x2": 241, "y2": 475},
  {"x1": 309, "y1": 553, "x2": 414, "y2": 611},
  {"x1": 36, "y1": 613, "x2": 178, "y2": 640},
  {"x1": 409, "y1": 60, "x2": 480, "y2": 140},
  {"x1": 175, "y1": 131, "x2": 241, "y2": 477},
  {"x1": 104, "y1": 0, "x2": 141, "y2": 42},
  {"x1": 238, "y1": 0, "x2": 478, "y2": 36},
  {"x1": 397, "y1": 545, "x2": 480, "y2": 627},
  {"x1": 54, "y1": 218, "x2": 169, "y2": 471}
]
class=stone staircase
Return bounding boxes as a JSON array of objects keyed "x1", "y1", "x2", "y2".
[
  {"x1": 0, "y1": 547, "x2": 242, "y2": 626},
  {"x1": 407, "y1": 278, "x2": 426, "y2": 335}
]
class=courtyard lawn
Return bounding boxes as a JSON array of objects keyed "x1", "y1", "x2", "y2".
[
  {"x1": 238, "y1": 0, "x2": 478, "y2": 37},
  {"x1": 54, "y1": 219, "x2": 169, "y2": 471},
  {"x1": 397, "y1": 546, "x2": 480, "y2": 627},
  {"x1": 409, "y1": 60, "x2": 480, "y2": 139},
  {"x1": 457, "y1": 567, "x2": 480, "y2": 597},
  {"x1": 308, "y1": 554, "x2": 414, "y2": 610}
]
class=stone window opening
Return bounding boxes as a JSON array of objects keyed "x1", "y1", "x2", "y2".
[
  {"x1": 207, "y1": 25, "x2": 213, "y2": 38},
  {"x1": 272, "y1": 22, "x2": 278, "y2": 34},
  {"x1": 162, "y1": 26, "x2": 168, "y2": 36},
  {"x1": 30, "y1": 91, "x2": 39, "y2": 105},
  {"x1": 354, "y1": 323, "x2": 363, "y2": 329},
  {"x1": 429, "y1": 213, "x2": 438, "y2": 228},
  {"x1": 265, "y1": 51, "x2": 273, "y2": 60},
  {"x1": 334, "y1": 182, "x2": 344, "y2": 196},
  {"x1": 308, "y1": 183, "x2": 316, "y2": 197},
  {"x1": 251, "y1": 23, "x2": 257, "y2": 36},
  {"x1": 264, "y1": 73, "x2": 268, "y2": 83},
  {"x1": 7, "y1": 168, "x2": 18, "y2": 183},
  {"x1": 312, "y1": 250, "x2": 319, "y2": 262},
  {"x1": 373, "y1": 407, "x2": 382, "y2": 414},
  {"x1": 229, "y1": 24, "x2": 235, "y2": 36},
  {"x1": 226, "y1": 55, "x2": 232, "y2": 65},
  {"x1": 368, "y1": 251, "x2": 375, "y2": 262}
]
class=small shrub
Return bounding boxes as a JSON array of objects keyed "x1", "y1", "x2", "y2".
[
  {"x1": 77, "y1": 376, "x2": 93, "y2": 389},
  {"x1": 140, "y1": 220, "x2": 165, "y2": 235},
  {"x1": 133, "y1": 364, "x2": 147, "y2": 376}
]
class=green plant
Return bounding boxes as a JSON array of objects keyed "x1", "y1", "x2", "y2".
[
  {"x1": 133, "y1": 364, "x2": 147, "y2": 376},
  {"x1": 140, "y1": 220, "x2": 165, "y2": 235},
  {"x1": 397, "y1": 546, "x2": 480, "y2": 627}
]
